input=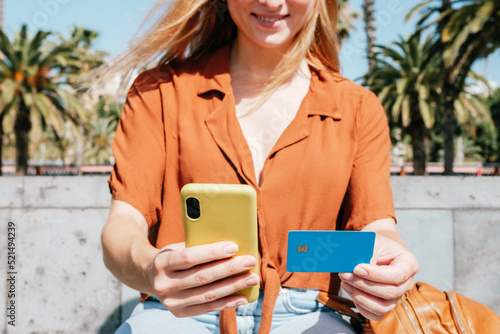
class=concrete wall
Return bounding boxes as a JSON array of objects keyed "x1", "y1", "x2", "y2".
[{"x1": 0, "y1": 176, "x2": 499, "y2": 333}]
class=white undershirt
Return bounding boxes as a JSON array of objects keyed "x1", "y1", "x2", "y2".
[{"x1": 235, "y1": 61, "x2": 311, "y2": 184}]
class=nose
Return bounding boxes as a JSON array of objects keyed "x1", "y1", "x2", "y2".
[{"x1": 258, "y1": 0, "x2": 285, "y2": 10}]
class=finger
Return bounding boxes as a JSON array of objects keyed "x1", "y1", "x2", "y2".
[
  {"x1": 183, "y1": 272, "x2": 259, "y2": 306},
  {"x1": 166, "y1": 242, "x2": 240, "y2": 271},
  {"x1": 352, "y1": 251, "x2": 418, "y2": 285},
  {"x1": 341, "y1": 282, "x2": 398, "y2": 321},
  {"x1": 175, "y1": 294, "x2": 249, "y2": 318},
  {"x1": 163, "y1": 272, "x2": 260, "y2": 312},
  {"x1": 354, "y1": 301, "x2": 388, "y2": 322},
  {"x1": 159, "y1": 242, "x2": 185, "y2": 252},
  {"x1": 339, "y1": 272, "x2": 413, "y2": 301},
  {"x1": 172, "y1": 255, "x2": 257, "y2": 290}
]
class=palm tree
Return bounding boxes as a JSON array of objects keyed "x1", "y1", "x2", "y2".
[
  {"x1": 364, "y1": 32, "x2": 496, "y2": 174},
  {"x1": 488, "y1": 88, "x2": 500, "y2": 136},
  {"x1": 484, "y1": 88, "x2": 500, "y2": 161},
  {"x1": 408, "y1": 0, "x2": 500, "y2": 174},
  {"x1": 0, "y1": 25, "x2": 102, "y2": 175},
  {"x1": 61, "y1": 26, "x2": 106, "y2": 174},
  {"x1": 83, "y1": 96, "x2": 121, "y2": 165},
  {"x1": 362, "y1": 0, "x2": 376, "y2": 71},
  {"x1": 39, "y1": 124, "x2": 77, "y2": 165},
  {"x1": 337, "y1": 0, "x2": 360, "y2": 49},
  {"x1": 65, "y1": 26, "x2": 107, "y2": 88},
  {"x1": 363, "y1": 33, "x2": 442, "y2": 175},
  {"x1": 84, "y1": 118, "x2": 116, "y2": 165}
]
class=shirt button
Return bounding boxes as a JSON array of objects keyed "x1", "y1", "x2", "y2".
[{"x1": 332, "y1": 112, "x2": 342, "y2": 121}]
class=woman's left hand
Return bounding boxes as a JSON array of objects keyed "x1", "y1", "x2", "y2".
[{"x1": 338, "y1": 219, "x2": 419, "y2": 321}]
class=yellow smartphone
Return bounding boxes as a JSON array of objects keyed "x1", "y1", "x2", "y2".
[{"x1": 180, "y1": 183, "x2": 259, "y2": 303}]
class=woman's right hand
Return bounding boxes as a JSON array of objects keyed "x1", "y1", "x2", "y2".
[
  {"x1": 102, "y1": 200, "x2": 259, "y2": 318},
  {"x1": 147, "y1": 241, "x2": 259, "y2": 317}
]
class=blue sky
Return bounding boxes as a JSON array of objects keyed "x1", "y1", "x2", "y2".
[{"x1": 4, "y1": 0, "x2": 500, "y2": 84}]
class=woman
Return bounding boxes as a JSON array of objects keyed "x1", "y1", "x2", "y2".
[{"x1": 101, "y1": 0, "x2": 419, "y2": 333}]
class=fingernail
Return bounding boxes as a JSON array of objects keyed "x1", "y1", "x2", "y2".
[
  {"x1": 242, "y1": 257, "x2": 256, "y2": 269},
  {"x1": 246, "y1": 275, "x2": 259, "y2": 286},
  {"x1": 354, "y1": 266, "x2": 368, "y2": 277},
  {"x1": 224, "y1": 243, "x2": 239, "y2": 255},
  {"x1": 339, "y1": 273, "x2": 353, "y2": 281},
  {"x1": 342, "y1": 282, "x2": 353, "y2": 293}
]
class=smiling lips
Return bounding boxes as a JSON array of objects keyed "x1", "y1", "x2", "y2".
[{"x1": 252, "y1": 13, "x2": 289, "y2": 24}]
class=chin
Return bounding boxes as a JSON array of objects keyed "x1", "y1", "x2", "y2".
[{"x1": 253, "y1": 35, "x2": 294, "y2": 50}]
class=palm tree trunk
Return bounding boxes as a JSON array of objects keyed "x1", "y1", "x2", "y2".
[
  {"x1": 410, "y1": 104, "x2": 429, "y2": 176},
  {"x1": 14, "y1": 99, "x2": 31, "y2": 176},
  {"x1": 439, "y1": 0, "x2": 454, "y2": 175},
  {"x1": 411, "y1": 131, "x2": 429, "y2": 176},
  {"x1": 76, "y1": 126, "x2": 83, "y2": 176},
  {"x1": 363, "y1": 0, "x2": 376, "y2": 71},
  {"x1": 443, "y1": 82, "x2": 457, "y2": 175}
]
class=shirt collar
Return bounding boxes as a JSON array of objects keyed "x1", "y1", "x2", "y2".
[
  {"x1": 197, "y1": 45, "x2": 232, "y2": 96},
  {"x1": 196, "y1": 45, "x2": 343, "y2": 120},
  {"x1": 306, "y1": 67, "x2": 343, "y2": 120}
]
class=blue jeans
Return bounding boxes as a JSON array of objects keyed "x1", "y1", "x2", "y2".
[{"x1": 116, "y1": 287, "x2": 357, "y2": 334}]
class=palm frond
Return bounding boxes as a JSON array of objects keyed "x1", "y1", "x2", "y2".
[{"x1": 405, "y1": 0, "x2": 435, "y2": 22}]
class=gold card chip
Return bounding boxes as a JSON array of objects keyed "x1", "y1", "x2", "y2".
[{"x1": 297, "y1": 245, "x2": 309, "y2": 253}]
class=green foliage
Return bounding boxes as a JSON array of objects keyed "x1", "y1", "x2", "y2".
[
  {"x1": 363, "y1": 31, "x2": 496, "y2": 169},
  {"x1": 408, "y1": 0, "x2": 500, "y2": 77},
  {"x1": 440, "y1": 1, "x2": 500, "y2": 71},
  {"x1": 429, "y1": 127, "x2": 444, "y2": 163},
  {"x1": 83, "y1": 117, "x2": 116, "y2": 165},
  {"x1": 362, "y1": 33, "x2": 443, "y2": 174},
  {"x1": 470, "y1": 123, "x2": 498, "y2": 162},
  {"x1": 83, "y1": 96, "x2": 121, "y2": 165},
  {"x1": 483, "y1": 87, "x2": 500, "y2": 162},
  {"x1": 0, "y1": 24, "x2": 106, "y2": 173},
  {"x1": 38, "y1": 124, "x2": 78, "y2": 163},
  {"x1": 405, "y1": 0, "x2": 500, "y2": 169},
  {"x1": 362, "y1": 33, "x2": 441, "y2": 133},
  {"x1": 337, "y1": 0, "x2": 360, "y2": 46},
  {"x1": 428, "y1": 86, "x2": 497, "y2": 163}
]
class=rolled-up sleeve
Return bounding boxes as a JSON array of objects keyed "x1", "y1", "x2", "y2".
[
  {"x1": 108, "y1": 72, "x2": 166, "y2": 228},
  {"x1": 340, "y1": 91, "x2": 395, "y2": 231}
]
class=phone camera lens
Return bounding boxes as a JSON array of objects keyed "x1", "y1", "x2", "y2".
[{"x1": 186, "y1": 197, "x2": 200, "y2": 220}]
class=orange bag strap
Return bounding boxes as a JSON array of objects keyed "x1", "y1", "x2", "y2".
[
  {"x1": 316, "y1": 291, "x2": 374, "y2": 334},
  {"x1": 316, "y1": 291, "x2": 360, "y2": 319}
]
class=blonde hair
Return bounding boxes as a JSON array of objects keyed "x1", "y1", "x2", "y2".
[{"x1": 109, "y1": 0, "x2": 339, "y2": 96}]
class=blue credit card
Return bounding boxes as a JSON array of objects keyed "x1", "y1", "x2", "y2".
[{"x1": 286, "y1": 231, "x2": 375, "y2": 273}]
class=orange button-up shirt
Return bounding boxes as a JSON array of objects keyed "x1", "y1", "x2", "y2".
[{"x1": 109, "y1": 45, "x2": 395, "y2": 333}]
